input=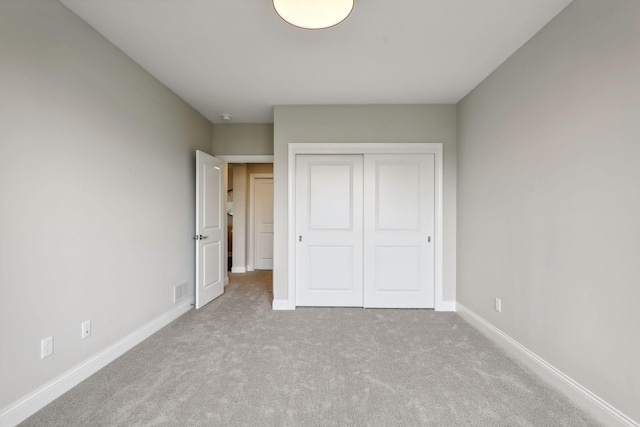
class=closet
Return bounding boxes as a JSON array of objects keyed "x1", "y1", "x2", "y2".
[{"x1": 295, "y1": 153, "x2": 435, "y2": 308}]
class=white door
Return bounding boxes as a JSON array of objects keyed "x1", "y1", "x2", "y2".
[
  {"x1": 253, "y1": 177, "x2": 274, "y2": 270},
  {"x1": 294, "y1": 153, "x2": 435, "y2": 308},
  {"x1": 296, "y1": 155, "x2": 363, "y2": 306},
  {"x1": 195, "y1": 151, "x2": 225, "y2": 309},
  {"x1": 363, "y1": 154, "x2": 435, "y2": 308}
]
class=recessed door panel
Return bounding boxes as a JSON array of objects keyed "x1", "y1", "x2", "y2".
[
  {"x1": 375, "y1": 246, "x2": 421, "y2": 292},
  {"x1": 377, "y1": 163, "x2": 421, "y2": 230},
  {"x1": 203, "y1": 241, "x2": 221, "y2": 288},
  {"x1": 309, "y1": 164, "x2": 353, "y2": 230},
  {"x1": 203, "y1": 163, "x2": 222, "y2": 230},
  {"x1": 309, "y1": 246, "x2": 353, "y2": 290},
  {"x1": 260, "y1": 233, "x2": 274, "y2": 259}
]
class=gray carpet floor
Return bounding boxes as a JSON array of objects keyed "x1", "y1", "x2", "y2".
[{"x1": 22, "y1": 271, "x2": 600, "y2": 426}]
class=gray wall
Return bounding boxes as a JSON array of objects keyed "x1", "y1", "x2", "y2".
[
  {"x1": 0, "y1": 0, "x2": 212, "y2": 411},
  {"x1": 457, "y1": 0, "x2": 640, "y2": 421},
  {"x1": 273, "y1": 105, "x2": 457, "y2": 302},
  {"x1": 212, "y1": 124, "x2": 274, "y2": 155}
]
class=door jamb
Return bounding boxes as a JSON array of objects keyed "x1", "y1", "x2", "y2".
[
  {"x1": 213, "y1": 156, "x2": 273, "y2": 276},
  {"x1": 287, "y1": 142, "x2": 444, "y2": 310}
]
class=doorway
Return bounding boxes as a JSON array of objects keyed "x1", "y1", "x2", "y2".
[{"x1": 223, "y1": 161, "x2": 274, "y2": 275}]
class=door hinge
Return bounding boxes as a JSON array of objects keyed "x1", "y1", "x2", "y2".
[
  {"x1": 427, "y1": 236, "x2": 431, "y2": 243},
  {"x1": 298, "y1": 235, "x2": 302, "y2": 242}
]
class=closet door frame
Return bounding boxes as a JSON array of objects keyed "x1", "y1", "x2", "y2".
[{"x1": 287, "y1": 142, "x2": 444, "y2": 310}]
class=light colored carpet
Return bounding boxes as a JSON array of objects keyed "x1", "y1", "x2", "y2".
[{"x1": 22, "y1": 271, "x2": 599, "y2": 426}]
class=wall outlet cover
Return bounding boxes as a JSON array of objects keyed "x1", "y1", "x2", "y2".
[
  {"x1": 41, "y1": 336, "x2": 53, "y2": 359},
  {"x1": 81, "y1": 320, "x2": 91, "y2": 339}
]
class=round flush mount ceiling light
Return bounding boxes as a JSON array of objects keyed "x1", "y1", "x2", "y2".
[{"x1": 273, "y1": 0, "x2": 354, "y2": 30}]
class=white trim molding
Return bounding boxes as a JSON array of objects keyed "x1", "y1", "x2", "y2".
[
  {"x1": 0, "y1": 300, "x2": 193, "y2": 427},
  {"x1": 456, "y1": 303, "x2": 638, "y2": 427},
  {"x1": 231, "y1": 266, "x2": 246, "y2": 273},
  {"x1": 272, "y1": 299, "x2": 294, "y2": 310},
  {"x1": 436, "y1": 300, "x2": 456, "y2": 312},
  {"x1": 286, "y1": 142, "x2": 444, "y2": 311}
]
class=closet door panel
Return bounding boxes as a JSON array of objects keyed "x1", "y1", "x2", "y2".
[
  {"x1": 375, "y1": 246, "x2": 421, "y2": 291},
  {"x1": 364, "y1": 154, "x2": 435, "y2": 308},
  {"x1": 296, "y1": 155, "x2": 363, "y2": 307}
]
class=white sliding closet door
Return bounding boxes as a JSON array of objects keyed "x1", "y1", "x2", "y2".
[
  {"x1": 296, "y1": 155, "x2": 363, "y2": 306},
  {"x1": 294, "y1": 153, "x2": 435, "y2": 308},
  {"x1": 363, "y1": 154, "x2": 435, "y2": 308}
]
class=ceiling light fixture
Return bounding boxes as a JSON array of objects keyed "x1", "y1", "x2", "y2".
[
  {"x1": 273, "y1": 0, "x2": 354, "y2": 30},
  {"x1": 221, "y1": 114, "x2": 232, "y2": 121}
]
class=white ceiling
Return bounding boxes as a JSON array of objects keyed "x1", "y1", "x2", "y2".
[{"x1": 60, "y1": 0, "x2": 572, "y2": 124}]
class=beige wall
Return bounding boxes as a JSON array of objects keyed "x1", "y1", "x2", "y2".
[
  {"x1": 457, "y1": 0, "x2": 640, "y2": 422},
  {"x1": 247, "y1": 163, "x2": 274, "y2": 176},
  {"x1": 0, "y1": 0, "x2": 212, "y2": 413},
  {"x1": 273, "y1": 105, "x2": 457, "y2": 302},
  {"x1": 212, "y1": 124, "x2": 274, "y2": 155}
]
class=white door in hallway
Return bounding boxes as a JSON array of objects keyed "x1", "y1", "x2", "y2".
[
  {"x1": 195, "y1": 151, "x2": 225, "y2": 309},
  {"x1": 253, "y1": 176, "x2": 274, "y2": 270},
  {"x1": 295, "y1": 155, "x2": 364, "y2": 306},
  {"x1": 363, "y1": 154, "x2": 435, "y2": 308}
]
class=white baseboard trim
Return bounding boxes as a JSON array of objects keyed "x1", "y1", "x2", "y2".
[
  {"x1": 0, "y1": 300, "x2": 193, "y2": 427},
  {"x1": 456, "y1": 303, "x2": 638, "y2": 427},
  {"x1": 272, "y1": 299, "x2": 294, "y2": 310},
  {"x1": 435, "y1": 300, "x2": 456, "y2": 312},
  {"x1": 231, "y1": 266, "x2": 246, "y2": 273}
]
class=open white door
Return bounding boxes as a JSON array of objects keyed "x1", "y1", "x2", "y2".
[{"x1": 195, "y1": 150, "x2": 225, "y2": 309}]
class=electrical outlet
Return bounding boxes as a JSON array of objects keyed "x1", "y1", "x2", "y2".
[
  {"x1": 495, "y1": 298, "x2": 502, "y2": 313},
  {"x1": 41, "y1": 336, "x2": 53, "y2": 359},
  {"x1": 81, "y1": 320, "x2": 91, "y2": 339}
]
